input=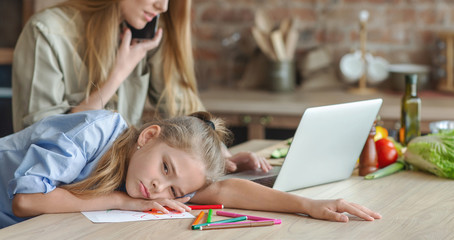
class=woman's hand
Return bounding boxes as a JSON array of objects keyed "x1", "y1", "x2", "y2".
[
  {"x1": 113, "y1": 27, "x2": 163, "y2": 82},
  {"x1": 225, "y1": 151, "x2": 272, "y2": 173},
  {"x1": 71, "y1": 28, "x2": 163, "y2": 113},
  {"x1": 115, "y1": 191, "x2": 191, "y2": 213},
  {"x1": 305, "y1": 198, "x2": 382, "y2": 222}
]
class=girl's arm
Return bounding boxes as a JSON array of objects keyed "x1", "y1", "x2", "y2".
[
  {"x1": 12, "y1": 187, "x2": 190, "y2": 218},
  {"x1": 190, "y1": 178, "x2": 381, "y2": 222}
]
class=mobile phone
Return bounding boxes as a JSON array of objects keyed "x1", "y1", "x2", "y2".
[{"x1": 126, "y1": 15, "x2": 160, "y2": 39}]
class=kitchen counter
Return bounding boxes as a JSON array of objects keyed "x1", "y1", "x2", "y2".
[
  {"x1": 143, "y1": 87, "x2": 454, "y2": 140},
  {"x1": 193, "y1": 87, "x2": 454, "y2": 139}
]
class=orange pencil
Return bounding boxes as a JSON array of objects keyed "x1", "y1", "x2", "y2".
[{"x1": 192, "y1": 211, "x2": 205, "y2": 226}]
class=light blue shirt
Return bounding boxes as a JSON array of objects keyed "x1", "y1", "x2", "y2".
[{"x1": 0, "y1": 110, "x2": 128, "y2": 228}]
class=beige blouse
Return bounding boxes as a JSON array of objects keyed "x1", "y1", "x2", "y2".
[{"x1": 12, "y1": 7, "x2": 167, "y2": 132}]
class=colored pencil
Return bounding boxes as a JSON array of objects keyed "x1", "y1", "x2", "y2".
[
  {"x1": 189, "y1": 205, "x2": 224, "y2": 210},
  {"x1": 199, "y1": 220, "x2": 275, "y2": 230},
  {"x1": 191, "y1": 216, "x2": 247, "y2": 230},
  {"x1": 191, "y1": 211, "x2": 205, "y2": 226},
  {"x1": 207, "y1": 209, "x2": 213, "y2": 223},
  {"x1": 207, "y1": 220, "x2": 274, "y2": 227},
  {"x1": 216, "y1": 211, "x2": 282, "y2": 224}
]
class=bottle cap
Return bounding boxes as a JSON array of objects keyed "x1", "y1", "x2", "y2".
[{"x1": 405, "y1": 74, "x2": 418, "y2": 84}]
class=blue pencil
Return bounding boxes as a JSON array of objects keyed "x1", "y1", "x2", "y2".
[{"x1": 191, "y1": 216, "x2": 247, "y2": 230}]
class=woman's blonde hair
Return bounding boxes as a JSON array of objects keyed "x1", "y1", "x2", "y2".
[
  {"x1": 57, "y1": 0, "x2": 203, "y2": 117},
  {"x1": 63, "y1": 112, "x2": 232, "y2": 196}
]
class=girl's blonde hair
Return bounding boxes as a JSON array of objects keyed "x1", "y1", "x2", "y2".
[
  {"x1": 63, "y1": 112, "x2": 232, "y2": 196},
  {"x1": 57, "y1": 0, "x2": 203, "y2": 117}
]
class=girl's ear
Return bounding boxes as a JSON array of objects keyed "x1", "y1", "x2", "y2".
[{"x1": 137, "y1": 125, "x2": 162, "y2": 147}]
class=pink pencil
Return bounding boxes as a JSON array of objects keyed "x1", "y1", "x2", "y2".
[{"x1": 216, "y1": 211, "x2": 282, "y2": 224}]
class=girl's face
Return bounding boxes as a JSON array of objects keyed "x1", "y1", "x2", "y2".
[
  {"x1": 120, "y1": 0, "x2": 169, "y2": 29},
  {"x1": 125, "y1": 126, "x2": 206, "y2": 200}
]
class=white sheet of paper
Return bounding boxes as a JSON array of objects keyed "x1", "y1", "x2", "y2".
[{"x1": 82, "y1": 209, "x2": 194, "y2": 223}]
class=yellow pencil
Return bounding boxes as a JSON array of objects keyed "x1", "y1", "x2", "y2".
[{"x1": 192, "y1": 211, "x2": 205, "y2": 226}]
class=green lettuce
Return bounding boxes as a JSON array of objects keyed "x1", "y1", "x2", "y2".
[{"x1": 404, "y1": 130, "x2": 454, "y2": 179}]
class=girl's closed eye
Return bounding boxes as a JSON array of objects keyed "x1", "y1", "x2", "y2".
[{"x1": 170, "y1": 186, "x2": 177, "y2": 198}]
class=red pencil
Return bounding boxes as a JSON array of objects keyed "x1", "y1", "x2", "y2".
[{"x1": 189, "y1": 205, "x2": 224, "y2": 210}]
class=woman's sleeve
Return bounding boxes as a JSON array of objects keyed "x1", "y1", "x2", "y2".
[{"x1": 12, "y1": 19, "x2": 70, "y2": 132}]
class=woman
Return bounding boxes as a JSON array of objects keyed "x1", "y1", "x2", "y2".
[
  {"x1": 12, "y1": 0, "x2": 197, "y2": 129},
  {"x1": 12, "y1": 0, "x2": 268, "y2": 172}
]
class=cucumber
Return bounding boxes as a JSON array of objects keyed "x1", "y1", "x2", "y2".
[
  {"x1": 279, "y1": 148, "x2": 289, "y2": 157},
  {"x1": 271, "y1": 149, "x2": 282, "y2": 158},
  {"x1": 270, "y1": 147, "x2": 289, "y2": 159}
]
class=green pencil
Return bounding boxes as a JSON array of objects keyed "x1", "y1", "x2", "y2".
[
  {"x1": 191, "y1": 216, "x2": 247, "y2": 230},
  {"x1": 207, "y1": 209, "x2": 213, "y2": 223}
]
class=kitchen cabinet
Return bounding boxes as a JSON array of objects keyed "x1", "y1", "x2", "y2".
[
  {"x1": 0, "y1": 0, "x2": 64, "y2": 65},
  {"x1": 143, "y1": 88, "x2": 454, "y2": 141}
]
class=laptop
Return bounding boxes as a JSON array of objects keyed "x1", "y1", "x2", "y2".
[{"x1": 221, "y1": 99, "x2": 383, "y2": 192}]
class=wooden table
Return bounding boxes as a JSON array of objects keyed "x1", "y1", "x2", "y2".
[{"x1": 1, "y1": 140, "x2": 453, "y2": 239}]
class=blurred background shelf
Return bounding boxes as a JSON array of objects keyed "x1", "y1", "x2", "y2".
[
  {"x1": 144, "y1": 88, "x2": 454, "y2": 145},
  {"x1": 0, "y1": 48, "x2": 14, "y2": 65}
]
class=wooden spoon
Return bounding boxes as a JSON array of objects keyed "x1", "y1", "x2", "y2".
[
  {"x1": 270, "y1": 30, "x2": 287, "y2": 61},
  {"x1": 252, "y1": 26, "x2": 277, "y2": 61},
  {"x1": 279, "y1": 18, "x2": 292, "y2": 42},
  {"x1": 255, "y1": 10, "x2": 274, "y2": 34},
  {"x1": 285, "y1": 29, "x2": 299, "y2": 60}
]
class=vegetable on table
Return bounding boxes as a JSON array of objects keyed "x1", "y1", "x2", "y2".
[
  {"x1": 364, "y1": 160, "x2": 406, "y2": 180},
  {"x1": 388, "y1": 137, "x2": 404, "y2": 157},
  {"x1": 404, "y1": 129, "x2": 454, "y2": 179},
  {"x1": 269, "y1": 138, "x2": 292, "y2": 159},
  {"x1": 365, "y1": 129, "x2": 454, "y2": 180},
  {"x1": 374, "y1": 126, "x2": 388, "y2": 142},
  {"x1": 270, "y1": 147, "x2": 289, "y2": 159},
  {"x1": 375, "y1": 137, "x2": 399, "y2": 168}
]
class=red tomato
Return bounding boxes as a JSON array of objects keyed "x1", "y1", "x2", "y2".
[{"x1": 375, "y1": 138, "x2": 398, "y2": 168}]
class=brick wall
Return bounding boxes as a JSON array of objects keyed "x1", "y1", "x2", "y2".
[
  {"x1": 192, "y1": 0, "x2": 454, "y2": 89},
  {"x1": 3, "y1": 1, "x2": 454, "y2": 90}
]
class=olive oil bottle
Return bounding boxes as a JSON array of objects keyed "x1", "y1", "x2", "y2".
[{"x1": 400, "y1": 74, "x2": 421, "y2": 145}]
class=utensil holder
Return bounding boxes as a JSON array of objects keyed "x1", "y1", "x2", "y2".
[{"x1": 268, "y1": 61, "x2": 295, "y2": 92}]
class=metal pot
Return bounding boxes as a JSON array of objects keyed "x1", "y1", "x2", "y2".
[{"x1": 388, "y1": 64, "x2": 431, "y2": 91}]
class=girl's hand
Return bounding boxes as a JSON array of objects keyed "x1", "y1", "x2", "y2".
[
  {"x1": 225, "y1": 151, "x2": 272, "y2": 173},
  {"x1": 115, "y1": 191, "x2": 191, "y2": 213},
  {"x1": 305, "y1": 198, "x2": 382, "y2": 222},
  {"x1": 113, "y1": 27, "x2": 163, "y2": 83}
]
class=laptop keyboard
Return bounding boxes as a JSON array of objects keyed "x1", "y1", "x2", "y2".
[{"x1": 253, "y1": 176, "x2": 277, "y2": 188}]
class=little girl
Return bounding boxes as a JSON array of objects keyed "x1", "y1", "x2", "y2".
[{"x1": 0, "y1": 110, "x2": 381, "y2": 228}]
